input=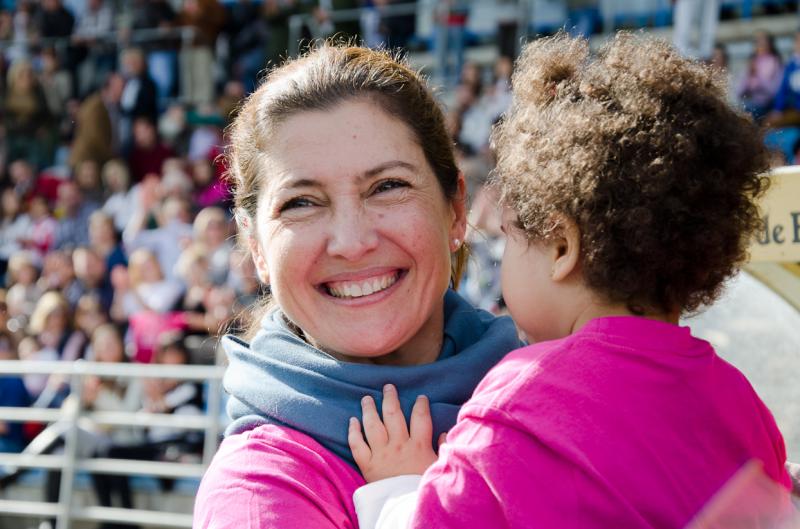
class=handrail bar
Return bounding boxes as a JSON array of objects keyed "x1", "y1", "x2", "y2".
[
  {"x1": 0, "y1": 407, "x2": 223, "y2": 430},
  {"x1": 0, "y1": 500, "x2": 193, "y2": 528},
  {"x1": 0, "y1": 360, "x2": 225, "y2": 380},
  {"x1": 0, "y1": 454, "x2": 205, "y2": 478}
]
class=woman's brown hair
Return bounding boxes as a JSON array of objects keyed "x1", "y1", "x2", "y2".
[
  {"x1": 493, "y1": 32, "x2": 771, "y2": 315},
  {"x1": 227, "y1": 44, "x2": 466, "y2": 338}
]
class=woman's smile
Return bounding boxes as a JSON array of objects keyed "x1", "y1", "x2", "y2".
[{"x1": 321, "y1": 268, "x2": 405, "y2": 300}]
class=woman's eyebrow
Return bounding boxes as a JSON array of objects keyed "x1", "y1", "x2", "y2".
[
  {"x1": 278, "y1": 160, "x2": 417, "y2": 190},
  {"x1": 361, "y1": 160, "x2": 417, "y2": 180}
]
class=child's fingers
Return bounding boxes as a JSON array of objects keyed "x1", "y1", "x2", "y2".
[
  {"x1": 409, "y1": 394, "x2": 433, "y2": 444},
  {"x1": 381, "y1": 384, "x2": 409, "y2": 442},
  {"x1": 361, "y1": 395, "x2": 388, "y2": 447},
  {"x1": 348, "y1": 417, "x2": 372, "y2": 468}
]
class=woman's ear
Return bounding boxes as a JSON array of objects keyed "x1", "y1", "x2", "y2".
[
  {"x1": 551, "y1": 217, "x2": 581, "y2": 282},
  {"x1": 247, "y1": 236, "x2": 270, "y2": 285},
  {"x1": 449, "y1": 173, "x2": 468, "y2": 251}
]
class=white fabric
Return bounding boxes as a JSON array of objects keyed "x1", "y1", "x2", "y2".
[{"x1": 353, "y1": 475, "x2": 422, "y2": 529}]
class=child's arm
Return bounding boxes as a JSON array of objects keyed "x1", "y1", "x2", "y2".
[{"x1": 347, "y1": 384, "x2": 440, "y2": 529}]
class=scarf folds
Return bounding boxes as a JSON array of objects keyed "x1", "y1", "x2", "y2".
[{"x1": 223, "y1": 289, "x2": 521, "y2": 468}]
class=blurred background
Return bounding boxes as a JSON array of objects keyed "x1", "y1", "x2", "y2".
[{"x1": 0, "y1": 1, "x2": 798, "y2": 528}]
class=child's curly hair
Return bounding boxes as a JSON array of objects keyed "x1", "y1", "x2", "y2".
[{"x1": 493, "y1": 32, "x2": 771, "y2": 315}]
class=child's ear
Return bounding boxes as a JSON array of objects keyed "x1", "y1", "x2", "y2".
[{"x1": 551, "y1": 218, "x2": 580, "y2": 282}]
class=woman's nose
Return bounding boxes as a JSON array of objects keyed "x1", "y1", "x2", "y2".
[{"x1": 325, "y1": 206, "x2": 379, "y2": 261}]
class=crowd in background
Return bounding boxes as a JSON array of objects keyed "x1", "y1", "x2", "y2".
[{"x1": 0, "y1": 0, "x2": 798, "y2": 521}]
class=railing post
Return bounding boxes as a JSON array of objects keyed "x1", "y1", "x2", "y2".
[
  {"x1": 55, "y1": 362, "x2": 86, "y2": 529},
  {"x1": 202, "y1": 378, "x2": 222, "y2": 466}
]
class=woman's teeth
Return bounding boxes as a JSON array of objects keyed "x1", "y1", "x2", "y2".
[{"x1": 327, "y1": 272, "x2": 398, "y2": 299}]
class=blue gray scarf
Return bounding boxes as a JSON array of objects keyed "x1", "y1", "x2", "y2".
[{"x1": 223, "y1": 289, "x2": 521, "y2": 468}]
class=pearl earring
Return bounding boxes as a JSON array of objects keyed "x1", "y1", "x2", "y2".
[{"x1": 453, "y1": 238, "x2": 461, "y2": 250}]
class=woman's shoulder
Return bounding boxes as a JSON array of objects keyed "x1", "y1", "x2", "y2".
[{"x1": 195, "y1": 424, "x2": 363, "y2": 529}]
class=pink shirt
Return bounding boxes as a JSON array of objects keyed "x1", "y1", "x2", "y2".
[
  {"x1": 194, "y1": 424, "x2": 363, "y2": 528},
  {"x1": 411, "y1": 317, "x2": 791, "y2": 528}
]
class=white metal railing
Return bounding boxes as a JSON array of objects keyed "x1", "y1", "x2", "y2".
[{"x1": 0, "y1": 360, "x2": 226, "y2": 529}]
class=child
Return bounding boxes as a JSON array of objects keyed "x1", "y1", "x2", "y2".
[{"x1": 347, "y1": 33, "x2": 794, "y2": 528}]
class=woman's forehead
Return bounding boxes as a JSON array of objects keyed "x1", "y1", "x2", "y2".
[{"x1": 261, "y1": 101, "x2": 427, "y2": 189}]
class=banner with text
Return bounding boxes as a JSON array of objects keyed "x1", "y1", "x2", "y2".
[{"x1": 751, "y1": 166, "x2": 800, "y2": 263}]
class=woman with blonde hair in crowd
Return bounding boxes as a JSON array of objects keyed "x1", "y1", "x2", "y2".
[
  {"x1": 111, "y1": 248, "x2": 186, "y2": 363},
  {"x1": 192, "y1": 206, "x2": 231, "y2": 286}
]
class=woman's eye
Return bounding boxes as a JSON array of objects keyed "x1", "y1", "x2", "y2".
[
  {"x1": 278, "y1": 197, "x2": 315, "y2": 213},
  {"x1": 372, "y1": 179, "x2": 409, "y2": 194}
]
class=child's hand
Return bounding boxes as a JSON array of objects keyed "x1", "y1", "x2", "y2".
[{"x1": 348, "y1": 384, "x2": 439, "y2": 483}]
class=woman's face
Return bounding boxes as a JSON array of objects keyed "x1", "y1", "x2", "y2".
[{"x1": 250, "y1": 100, "x2": 466, "y2": 363}]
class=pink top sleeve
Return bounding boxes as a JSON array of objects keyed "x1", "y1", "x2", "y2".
[{"x1": 194, "y1": 424, "x2": 365, "y2": 529}]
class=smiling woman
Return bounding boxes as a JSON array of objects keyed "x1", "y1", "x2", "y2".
[{"x1": 193, "y1": 45, "x2": 522, "y2": 529}]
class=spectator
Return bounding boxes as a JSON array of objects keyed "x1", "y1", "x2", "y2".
[
  {"x1": 175, "y1": 243, "x2": 211, "y2": 312},
  {"x1": 70, "y1": 0, "x2": 115, "y2": 97},
  {"x1": 123, "y1": 182, "x2": 194, "y2": 282},
  {"x1": 192, "y1": 206, "x2": 231, "y2": 285},
  {"x1": 88, "y1": 210, "x2": 128, "y2": 278},
  {"x1": 113, "y1": 248, "x2": 183, "y2": 319},
  {"x1": 73, "y1": 294, "x2": 110, "y2": 356},
  {"x1": 5, "y1": 251, "x2": 41, "y2": 324},
  {"x1": 736, "y1": 31, "x2": 783, "y2": 120},
  {"x1": 4, "y1": 1, "x2": 36, "y2": 63},
  {"x1": 34, "y1": 0, "x2": 75, "y2": 81},
  {"x1": 74, "y1": 159, "x2": 105, "y2": 205},
  {"x1": 126, "y1": 116, "x2": 175, "y2": 184},
  {"x1": 54, "y1": 180, "x2": 99, "y2": 251},
  {"x1": 119, "y1": 47, "x2": 158, "y2": 151},
  {"x1": 129, "y1": 0, "x2": 180, "y2": 111},
  {"x1": 72, "y1": 247, "x2": 113, "y2": 312},
  {"x1": 38, "y1": 250, "x2": 82, "y2": 308},
  {"x1": 0, "y1": 187, "x2": 32, "y2": 277},
  {"x1": 38, "y1": 47, "x2": 73, "y2": 123},
  {"x1": 3, "y1": 59, "x2": 54, "y2": 168},
  {"x1": 24, "y1": 196, "x2": 58, "y2": 263},
  {"x1": 16, "y1": 335, "x2": 57, "y2": 403},
  {"x1": 191, "y1": 157, "x2": 229, "y2": 209},
  {"x1": 380, "y1": 0, "x2": 417, "y2": 49},
  {"x1": 34, "y1": 0, "x2": 75, "y2": 43},
  {"x1": 7, "y1": 159, "x2": 37, "y2": 202},
  {"x1": 0, "y1": 332, "x2": 30, "y2": 453},
  {"x1": 69, "y1": 72, "x2": 124, "y2": 171},
  {"x1": 226, "y1": 248, "x2": 262, "y2": 309},
  {"x1": 28, "y1": 291, "x2": 85, "y2": 364},
  {"x1": 110, "y1": 248, "x2": 186, "y2": 363},
  {"x1": 100, "y1": 158, "x2": 136, "y2": 233},
  {"x1": 224, "y1": 0, "x2": 267, "y2": 93},
  {"x1": 766, "y1": 32, "x2": 800, "y2": 128},
  {"x1": 178, "y1": 0, "x2": 226, "y2": 107}
]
